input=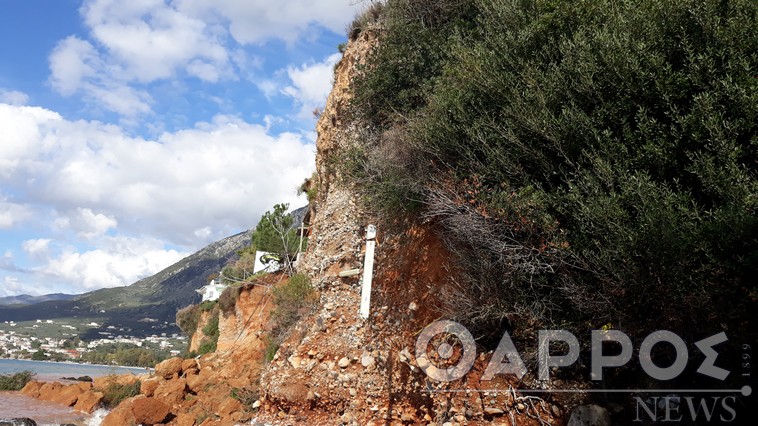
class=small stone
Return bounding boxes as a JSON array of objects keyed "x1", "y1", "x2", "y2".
[
  {"x1": 516, "y1": 403, "x2": 525, "y2": 410},
  {"x1": 361, "y1": 355, "x2": 375, "y2": 368},
  {"x1": 338, "y1": 357, "x2": 351, "y2": 368},
  {"x1": 408, "y1": 301, "x2": 418, "y2": 311},
  {"x1": 288, "y1": 355, "x2": 302, "y2": 368},
  {"x1": 552, "y1": 405, "x2": 562, "y2": 417},
  {"x1": 484, "y1": 407, "x2": 504, "y2": 415},
  {"x1": 252, "y1": 400, "x2": 261, "y2": 409},
  {"x1": 399, "y1": 348, "x2": 412, "y2": 363}
]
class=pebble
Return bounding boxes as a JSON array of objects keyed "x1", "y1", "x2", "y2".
[
  {"x1": 361, "y1": 354, "x2": 375, "y2": 368},
  {"x1": 288, "y1": 355, "x2": 301, "y2": 368},
  {"x1": 338, "y1": 357, "x2": 351, "y2": 368}
]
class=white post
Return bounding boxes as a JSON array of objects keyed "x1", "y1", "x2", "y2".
[{"x1": 359, "y1": 225, "x2": 377, "y2": 319}]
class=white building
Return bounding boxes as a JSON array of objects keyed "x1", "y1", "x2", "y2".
[{"x1": 196, "y1": 279, "x2": 227, "y2": 302}]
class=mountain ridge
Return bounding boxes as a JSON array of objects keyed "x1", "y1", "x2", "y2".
[
  {"x1": 0, "y1": 229, "x2": 253, "y2": 338},
  {"x1": 0, "y1": 293, "x2": 78, "y2": 306}
]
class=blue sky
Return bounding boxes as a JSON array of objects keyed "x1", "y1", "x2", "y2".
[{"x1": 0, "y1": 0, "x2": 363, "y2": 297}]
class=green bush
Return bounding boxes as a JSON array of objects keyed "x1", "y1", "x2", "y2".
[
  {"x1": 350, "y1": 0, "x2": 758, "y2": 344},
  {"x1": 264, "y1": 274, "x2": 316, "y2": 362},
  {"x1": 197, "y1": 338, "x2": 217, "y2": 355},
  {"x1": 198, "y1": 306, "x2": 220, "y2": 355},
  {"x1": 199, "y1": 300, "x2": 216, "y2": 312},
  {"x1": 346, "y1": 1, "x2": 385, "y2": 41},
  {"x1": 175, "y1": 304, "x2": 200, "y2": 336},
  {"x1": 31, "y1": 350, "x2": 49, "y2": 361},
  {"x1": 0, "y1": 371, "x2": 35, "y2": 391},
  {"x1": 99, "y1": 378, "x2": 141, "y2": 408},
  {"x1": 218, "y1": 285, "x2": 241, "y2": 316}
]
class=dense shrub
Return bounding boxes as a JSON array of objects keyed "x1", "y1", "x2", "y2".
[
  {"x1": 0, "y1": 370, "x2": 35, "y2": 391},
  {"x1": 198, "y1": 306, "x2": 220, "y2": 355},
  {"x1": 264, "y1": 274, "x2": 317, "y2": 362},
  {"x1": 175, "y1": 304, "x2": 200, "y2": 336},
  {"x1": 218, "y1": 285, "x2": 242, "y2": 316},
  {"x1": 349, "y1": 0, "x2": 757, "y2": 347},
  {"x1": 99, "y1": 377, "x2": 141, "y2": 408},
  {"x1": 346, "y1": 1, "x2": 385, "y2": 41}
]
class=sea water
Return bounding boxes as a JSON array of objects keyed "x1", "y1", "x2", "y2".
[{"x1": 0, "y1": 359, "x2": 145, "y2": 425}]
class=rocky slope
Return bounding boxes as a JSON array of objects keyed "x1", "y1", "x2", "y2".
[
  {"x1": 19, "y1": 22, "x2": 567, "y2": 426},
  {"x1": 248, "y1": 28, "x2": 563, "y2": 425}
]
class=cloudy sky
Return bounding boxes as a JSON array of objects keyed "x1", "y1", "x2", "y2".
[{"x1": 0, "y1": 0, "x2": 363, "y2": 297}]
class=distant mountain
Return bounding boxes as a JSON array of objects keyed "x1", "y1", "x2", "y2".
[
  {"x1": 0, "y1": 229, "x2": 252, "y2": 338},
  {"x1": 0, "y1": 293, "x2": 78, "y2": 306}
]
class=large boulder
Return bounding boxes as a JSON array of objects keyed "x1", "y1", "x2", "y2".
[
  {"x1": 48, "y1": 384, "x2": 81, "y2": 406},
  {"x1": 154, "y1": 378, "x2": 188, "y2": 406},
  {"x1": 140, "y1": 377, "x2": 162, "y2": 397},
  {"x1": 36, "y1": 382, "x2": 64, "y2": 402},
  {"x1": 131, "y1": 397, "x2": 170, "y2": 425},
  {"x1": 73, "y1": 390, "x2": 104, "y2": 413},
  {"x1": 100, "y1": 397, "x2": 138, "y2": 426},
  {"x1": 181, "y1": 358, "x2": 199, "y2": 376},
  {"x1": 155, "y1": 357, "x2": 184, "y2": 379},
  {"x1": 19, "y1": 381, "x2": 43, "y2": 398},
  {"x1": 93, "y1": 374, "x2": 138, "y2": 390}
]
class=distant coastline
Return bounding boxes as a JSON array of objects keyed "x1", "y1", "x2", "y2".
[{"x1": 0, "y1": 358, "x2": 146, "y2": 381}]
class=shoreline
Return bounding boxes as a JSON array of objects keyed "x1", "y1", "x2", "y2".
[{"x1": 3, "y1": 358, "x2": 147, "y2": 371}]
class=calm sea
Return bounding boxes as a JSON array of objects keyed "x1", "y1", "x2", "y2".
[{"x1": 0, "y1": 359, "x2": 145, "y2": 425}]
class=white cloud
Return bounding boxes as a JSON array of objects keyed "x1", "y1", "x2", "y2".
[
  {"x1": 55, "y1": 208, "x2": 118, "y2": 239},
  {"x1": 48, "y1": 0, "x2": 231, "y2": 116},
  {"x1": 0, "y1": 103, "x2": 314, "y2": 248},
  {"x1": 21, "y1": 239, "x2": 51, "y2": 256},
  {"x1": 46, "y1": 0, "x2": 359, "y2": 116},
  {"x1": 0, "y1": 89, "x2": 30, "y2": 106},
  {"x1": 282, "y1": 53, "x2": 341, "y2": 118},
  {"x1": 1, "y1": 276, "x2": 33, "y2": 297},
  {"x1": 174, "y1": 0, "x2": 361, "y2": 44},
  {"x1": 40, "y1": 236, "x2": 188, "y2": 291},
  {"x1": 0, "y1": 198, "x2": 32, "y2": 229}
]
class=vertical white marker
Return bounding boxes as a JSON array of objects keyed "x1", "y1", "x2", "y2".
[{"x1": 360, "y1": 224, "x2": 377, "y2": 319}]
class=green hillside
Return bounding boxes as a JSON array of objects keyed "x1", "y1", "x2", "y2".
[{"x1": 0, "y1": 230, "x2": 252, "y2": 338}]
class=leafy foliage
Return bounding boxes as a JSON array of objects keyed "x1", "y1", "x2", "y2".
[
  {"x1": 0, "y1": 370, "x2": 35, "y2": 391},
  {"x1": 264, "y1": 274, "x2": 317, "y2": 363},
  {"x1": 176, "y1": 304, "x2": 200, "y2": 336},
  {"x1": 99, "y1": 377, "x2": 141, "y2": 408},
  {"x1": 78, "y1": 342, "x2": 166, "y2": 367},
  {"x1": 349, "y1": 0, "x2": 757, "y2": 342},
  {"x1": 218, "y1": 285, "x2": 242, "y2": 316},
  {"x1": 251, "y1": 203, "x2": 306, "y2": 274}
]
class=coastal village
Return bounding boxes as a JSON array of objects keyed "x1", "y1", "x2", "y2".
[{"x1": 0, "y1": 319, "x2": 185, "y2": 360}]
